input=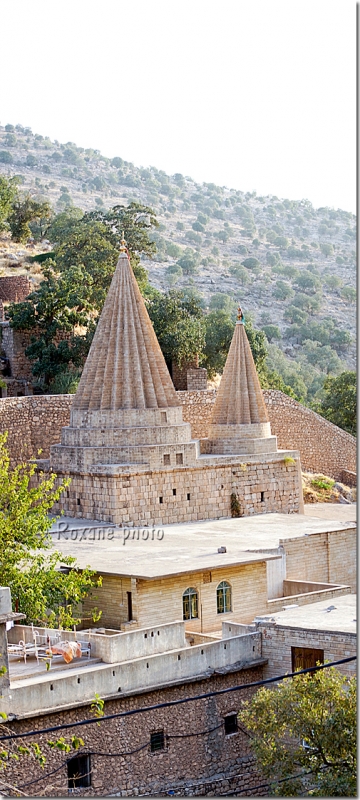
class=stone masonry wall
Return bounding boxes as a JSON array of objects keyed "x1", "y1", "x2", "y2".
[
  {"x1": 0, "y1": 275, "x2": 31, "y2": 302},
  {"x1": 53, "y1": 454, "x2": 302, "y2": 525},
  {"x1": 178, "y1": 389, "x2": 356, "y2": 481},
  {"x1": 0, "y1": 390, "x2": 356, "y2": 481},
  {"x1": 257, "y1": 623, "x2": 356, "y2": 680},
  {"x1": 3, "y1": 666, "x2": 266, "y2": 797},
  {"x1": 0, "y1": 395, "x2": 73, "y2": 464}
]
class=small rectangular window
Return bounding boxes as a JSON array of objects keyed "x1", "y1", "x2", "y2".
[
  {"x1": 224, "y1": 714, "x2": 238, "y2": 735},
  {"x1": 187, "y1": 493, "x2": 190, "y2": 501},
  {"x1": 163, "y1": 454, "x2": 170, "y2": 465},
  {"x1": 150, "y1": 731, "x2": 165, "y2": 752},
  {"x1": 176, "y1": 453, "x2": 183, "y2": 465},
  {"x1": 173, "y1": 488, "x2": 176, "y2": 496},
  {"x1": 261, "y1": 491, "x2": 265, "y2": 502},
  {"x1": 67, "y1": 754, "x2": 91, "y2": 789},
  {"x1": 159, "y1": 496, "x2": 163, "y2": 504}
]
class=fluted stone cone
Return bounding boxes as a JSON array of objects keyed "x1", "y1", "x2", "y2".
[
  {"x1": 207, "y1": 321, "x2": 277, "y2": 455},
  {"x1": 73, "y1": 252, "x2": 179, "y2": 412}
]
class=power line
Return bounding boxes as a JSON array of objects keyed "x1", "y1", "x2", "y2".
[{"x1": 0, "y1": 655, "x2": 355, "y2": 743}]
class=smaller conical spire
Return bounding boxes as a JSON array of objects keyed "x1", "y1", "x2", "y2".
[{"x1": 206, "y1": 312, "x2": 277, "y2": 455}]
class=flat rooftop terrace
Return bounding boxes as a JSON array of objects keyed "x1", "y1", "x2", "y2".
[
  {"x1": 49, "y1": 509, "x2": 356, "y2": 580},
  {"x1": 255, "y1": 592, "x2": 356, "y2": 635}
]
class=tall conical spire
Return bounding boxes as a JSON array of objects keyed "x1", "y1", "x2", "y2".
[
  {"x1": 206, "y1": 309, "x2": 277, "y2": 455},
  {"x1": 73, "y1": 250, "x2": 178, "y2": 411}
]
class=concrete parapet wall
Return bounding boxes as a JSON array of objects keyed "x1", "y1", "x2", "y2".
[{"x1": 1, "y1": 632, "x2": 262, "y2": 718}]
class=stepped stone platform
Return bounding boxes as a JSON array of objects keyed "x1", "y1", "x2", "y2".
[{"x1": 48, "y1": 249, "x2": 303, "y2": 526}]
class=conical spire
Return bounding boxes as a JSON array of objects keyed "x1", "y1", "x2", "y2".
[
  {"x1": 205, "y1": 311, "x2": 277, "y2": 455},
  {"x1": 211, "y1": 315, "x2": 269, "y2": 425},
  {"x1": 73, "y1": 251, "x2": 179, "y2": 411}
]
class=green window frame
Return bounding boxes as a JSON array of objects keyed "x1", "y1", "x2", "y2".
[
  {"x1": 183, "y1": 587, "x2": 198, "y2": 620},
  {"x1": 217, "y1": 581, "x2": 232, "y2": 614}
]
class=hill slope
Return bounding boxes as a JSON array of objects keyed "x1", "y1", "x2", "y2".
[{"x1": 0, "y1": 123, "x2": 356, "y2": 401}]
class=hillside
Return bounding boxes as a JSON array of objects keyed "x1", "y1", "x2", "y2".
[{"x1": 0, "y1": 122, "x2": 356, "y2": 401}]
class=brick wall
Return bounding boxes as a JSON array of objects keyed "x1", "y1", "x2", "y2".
[
  {"x1": 3, "y1": 667, "x2": 266, "y2": 797},
  {"x1": 0, "y1": 275, "x2": 31, "y2": 301},
  {"x1": 179, "y1": 389, "x2": 356, "y2": 481}
]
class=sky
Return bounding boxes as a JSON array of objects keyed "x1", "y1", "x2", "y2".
[{"x1": 1, "y1": 0, "x2": 356, "y2": 212}]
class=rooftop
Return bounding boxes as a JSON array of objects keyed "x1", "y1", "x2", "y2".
[
  {"x1": 49, "y1": 511, "x2": 356, "y2": 580},
  {"x1": 254, "y1": 592, "x2": 356, "y2": 635}
]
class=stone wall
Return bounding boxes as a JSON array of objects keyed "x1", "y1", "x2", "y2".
[
  {"x1": 257, "y1": 622, "x2": 356, "y2": 680},
  {"x1": 0, "y1": 390, "x2": 356, "y2": 482},
  {"x1": 3, "y1": 666, "x2": 266, "y2": 797},
  {"x1": 0, "y1": 275, "x2": 31, "y2": 302},
  {"x1": 52, "y1": 452, "x2": 302, "y2": 526},
  {"x1": 0, "y1": 395, "x2": 73, "y2": 464},
  {"x1": 0, "y1": 323, "x2": 33, "y2": 381},
  {"x1": 281, "y1": 527, "x2": 356, "y2": 592},
  {"x1": 178, "y1": 389, "x2": 356, "y2": 481}
]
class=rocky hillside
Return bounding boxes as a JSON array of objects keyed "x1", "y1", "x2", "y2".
[{"x1": 0, "y1": 123, "x2": 356, "y2": 400}]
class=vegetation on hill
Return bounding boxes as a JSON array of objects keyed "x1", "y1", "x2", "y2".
[{"x1": 0, "y1": 124, "x2": 356, "y2": 433}]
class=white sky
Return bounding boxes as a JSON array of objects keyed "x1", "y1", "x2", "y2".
[{"x1": 1, "y1": 0, "x2": 356, "y2": 212}]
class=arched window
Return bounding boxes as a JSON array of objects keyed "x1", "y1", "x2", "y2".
[
  {"x1": 217, "y1": 581, "x2": 232, "y2": 614},
  {"x1": 183, "y1": 587, "x2": 198, "y2": 620}
]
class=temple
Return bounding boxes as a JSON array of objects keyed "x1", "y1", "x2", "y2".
[{"x1": 50, "y1": 249, "x2": 303, "y2": 524}]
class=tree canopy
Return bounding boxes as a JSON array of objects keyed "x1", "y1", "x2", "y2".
[
  {"x1": 317, "y1": 371, "x2": 356, "y2": 436},
  {"x1": 240, "y1": 666, "x2": 356, "y2": 797},
  {"x1": 0, "y1": 433, "x2": 101, "y2": 628}
]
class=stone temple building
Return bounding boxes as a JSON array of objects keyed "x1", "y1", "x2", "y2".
[{"x1": 50, "y1": 244, "x2": 303, "y2": 525}]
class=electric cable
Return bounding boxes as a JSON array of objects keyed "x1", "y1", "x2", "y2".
[{"x1": 0, "y1": 655, "x2": 355, "y2": 742}]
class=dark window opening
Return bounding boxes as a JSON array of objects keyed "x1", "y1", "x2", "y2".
[
  {"x1": 163, "y1": 454, "x2": 170, "y2": 465},
  {"x1": 176, "y1": 453, "x2": 183, "y2": 465},
  {"x1": 159, "y1": 496, "x2": 163, "y2": 504},
  {"x1": 187, "y1": 493, "x2": 190, "y2": 501},
  {"x1": 150, "y1": 731, "x2": 165, "y2": 752},
  {"x1": 127, "y1": 591, "x2": 133, "y2": 622},
  {"x1": 291, "y1": 646, "x2": 324, "y2": 672},
  {"x1": 67, "y1": 754, "x2": 91, "y2": 789},
  {"x1": 261, "y1": 491, "x2": 265, "y2": 502},
  {"x1": 173, "y1": 488, "x2": 176, "y2": 496},
  {"x1": 77, "y1": 498, "x2": 80, "y2": 506},
  {"x1": 224, "y1": 714, "x2": 238, "y2": 735}
]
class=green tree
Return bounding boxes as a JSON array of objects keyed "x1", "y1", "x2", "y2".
[
  {"x1": 209, "y1": 294, "x2": 235, "y2": 314},
  {"x1": 0, "y1": 433, "x2": 101, "y2": 628},
  {"x1": 295, "y1": 271, "x2": 321, "y2": 294},
  {"x1": 147, "y1": 289, "x2": 205, "y2": 368},
  {"x1": 0, "y1": 176, "x2": 19, "y2": 233},
  {"x1": 242, "y1": 257, "x2": 261, "y2": 273},
  {"x1": 0, "y1": 150, "x2": 13, "y2": 164},
  {"x1": 240, "y1": 667, "x2": 356, "y2": 797},
  {"x1": 340, "y1": 286, "x2": 356, "y2": 304},
  {"x1": 176, "y1": 248, "x2": 199, "y2": 275},
  {"x1": 273, "y1": 281, "x2": 294, "y2": 301},
  {"x1": 8, "y1": 263, "x2": 94, "y2": 390},
  {"x1": 262, "y1": 324, "x2": 281, "y2": 342},
  {"x1": 283, "y1": 305, "x2": 308, "y2": 325},
  {"x1": 8, "y1": 195, "x2": 52, "y2": 242},
  {"x1": 318, "y1": 371, "x2": 356, "y2": 435}
]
